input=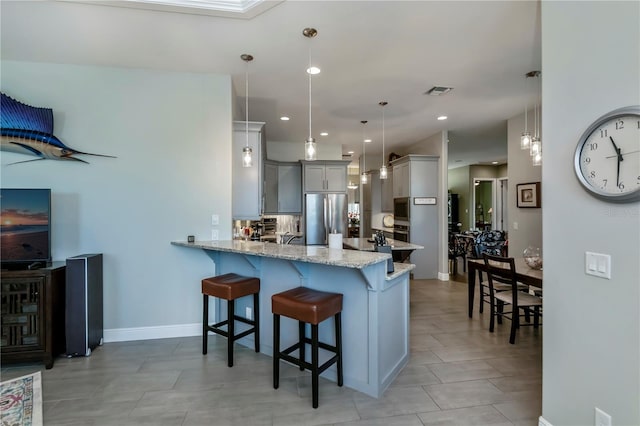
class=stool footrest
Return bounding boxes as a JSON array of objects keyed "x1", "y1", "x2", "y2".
[{"x1": 279, "y1": 339, "x2": 340, "y2": 375}]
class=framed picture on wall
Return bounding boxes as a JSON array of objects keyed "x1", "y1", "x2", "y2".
[{"x1": 517, "y1": 182, "x2": 541, "y2": 208}]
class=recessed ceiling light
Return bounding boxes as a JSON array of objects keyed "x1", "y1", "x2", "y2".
[
  {"x1": 280, "y1": 116, "x2": 290, "y2": 121},
  {"x1": 320, "y1": 132, "x2": 328, "y2": 136},
  {"x1": 347, "y1": 151, "x2": 354, "y2": 154},
  {"x1": 492, "y1": 161, "x2": 499, "y2": 165},
  {"x1": 364, "y1": 139, "x2": 372, "y2": 143},
  {"x1": 437, "y1": 115, "x2": 448, "y2": 121},
  {"x1": 306, "y1": 67, "x2": 321, "y2": 75}
]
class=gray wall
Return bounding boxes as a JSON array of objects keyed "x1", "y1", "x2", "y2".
[
  {"x1": 542, "y1": 2, "x2": 639, "y2": 425},
  {"x1": 507, "y1": 110, "x2": 543, "y2": 258},
  {"x1": 1, "y1": 61, "x2": 233, "y2": 341}
]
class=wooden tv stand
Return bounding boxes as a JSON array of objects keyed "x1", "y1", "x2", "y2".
[{"x1": 0, "y1": 262, "x2": 66, "y2": 369}]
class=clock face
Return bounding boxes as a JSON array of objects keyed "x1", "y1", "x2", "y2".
[{"x1": 574, "y1": 106, "x2": 640, "y2": 202}]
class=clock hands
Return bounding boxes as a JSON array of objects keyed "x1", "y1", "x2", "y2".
[
  {"x1": 606, "y1": 149, "x2": 640, "y2": 158},
  {"x1": 609, "y1": 136, "x2": 623, "y2": 187}
]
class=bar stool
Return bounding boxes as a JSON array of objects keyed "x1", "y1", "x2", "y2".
[
  {"x1": 202, "y1": 273, "x2": 260, "y2": 367},
  {"x1": 272, "y1": 287, "x2": 343, "y2": 409}
]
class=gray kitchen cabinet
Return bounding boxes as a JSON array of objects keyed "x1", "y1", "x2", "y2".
[
  {"x1": 392, "y1": 161, "x2": 410, "y2": 198},
  {"x1": 264, "y1": 161, "x2": 279, "y2": 214},
  {"x1": 390, "y1": 155, "x2": 440, "y2": 280},
  {"x1": 264, "y1": 161, "x2": 302, "y2": 214},
  {"x1": 232, "y1": 121, "x2": 266, "y2": 220},
  {"x1": 381, "y1": 168, "x2": 393, "y2": 212},
  {"x1": 301, "y1": 160, "x2": 349, "y2": 193}
]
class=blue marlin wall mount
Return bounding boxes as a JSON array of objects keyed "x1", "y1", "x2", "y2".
[{"x1": 1, "y1": 92, "x2": 116, "y2": 164}]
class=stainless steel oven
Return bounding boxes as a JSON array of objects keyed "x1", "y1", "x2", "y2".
[
  {"x1": 393, "y1": 224, "x2": 409, "y2": 242},
  {"x1": 393, "y1": 197, "x2": 410, "y2": 222}
]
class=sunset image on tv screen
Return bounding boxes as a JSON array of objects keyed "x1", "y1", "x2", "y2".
[{"x1": 0, "y1": 189, "x2": 50, "y2": 261}]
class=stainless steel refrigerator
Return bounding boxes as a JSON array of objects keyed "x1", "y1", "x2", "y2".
[{"x1": 305, "y1": 193, "x2": 348, "y2": 245}]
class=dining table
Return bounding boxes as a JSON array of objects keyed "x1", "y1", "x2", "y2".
[{"x1": 467, "y1": 257, "x2": 543, "y2": 318}]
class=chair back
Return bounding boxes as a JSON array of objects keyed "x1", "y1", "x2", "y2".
[
  {"x1": 482, "y1": 253, "x2": 520, "y2": 303},
  {"x1": 475, "y1": 230, "x2": 506, "y2": 257}
]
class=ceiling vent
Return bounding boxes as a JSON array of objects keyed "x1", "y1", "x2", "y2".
[
  {"x1": 342, "y1": 154, "x2": 353, "y2": 159},
  {"x1": 425, "y1": 86, "x2": 453, "y2": 96}
]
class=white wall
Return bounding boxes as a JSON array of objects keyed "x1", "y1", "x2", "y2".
[
  {"x1": 1, "y1": 61, "x2": 233, "y2": 341},
  {"x1": 507, "y1": 110, "x2": 542, "y2": 258},
  {"x1": 542, "y1": 2, "x2": 640, "y2": 425}
]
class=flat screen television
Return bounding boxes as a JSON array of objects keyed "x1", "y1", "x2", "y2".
[{"x1": 0, "y1": 188, "x2": 52, "y2": 270}]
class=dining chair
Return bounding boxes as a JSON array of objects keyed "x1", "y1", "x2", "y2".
[
  {"x1": 482, "y1": 253, "x2": 542, "y2": 344},
  {"x1": 474, "y1": 230, "x2": 511, "y2": 314}
]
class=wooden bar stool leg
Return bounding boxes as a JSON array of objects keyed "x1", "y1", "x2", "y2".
[
  {"x1": 311, "y1": 323, "x2": 319, "y2": 409},
  {"x1": 253, "y1": 292, "x2": 260, "y2": 352},
  {"x1": 298, "y1": 321, "x2": 306, "y2": 370},
  {"x1": 273, "y1": 314, "x2": 280, "y2": 389},
  {"x1": 202, "y1": 294, "x2": 208, "y2": 355},
  {"x1": 335, "y1": 312, "x2": 343, "y2": 387},
  {"x1": 227, "y1": 299, "x2": 234, "y2": 367}
]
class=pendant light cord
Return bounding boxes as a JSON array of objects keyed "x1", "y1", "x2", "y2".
[
  {"x1": 308, "y1": 45, "x2": 312, "y2": 140},
  {"x1": 245, "y1": 60, "x2": 249, "y2": 148}
]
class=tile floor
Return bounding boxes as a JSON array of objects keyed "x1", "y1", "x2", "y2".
[{"x1": 1, "y1": 275, "x2": 542, "y2": 425}]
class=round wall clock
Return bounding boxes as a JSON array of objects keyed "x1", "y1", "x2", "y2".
[{"x1": 574, "y1": 105, "x2": 640, "y2": 203}]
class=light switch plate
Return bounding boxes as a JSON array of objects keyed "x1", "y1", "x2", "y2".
[
  {"x1": 211, "y1": 229, "x2": 219, "y2": 241},
  {"x1": 211, "y1": 214, "x2": 219, "y2": 226},
  {"x1": 585, "y1": 252, "x2": 611, "y2": 279}
]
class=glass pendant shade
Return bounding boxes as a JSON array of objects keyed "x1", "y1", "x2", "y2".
[
  {"x1": 242, "y1": 146, "x2": 253, "y2": 167},
  {"x1": 361, "y1": 172, "x2": 368, "y2": 184},
  {"x1": 305, "y1": 137, "x2": 316, "y2": 161},
  {"x1": 520, "y1": 132, "x2": 531, "y2": 149},
  {"x1": 532, "y1": 151, "x2": 542, "y2": 166},
  {"x1": 380, "y1": 165, "x2": 388, "y2": 180},
  {"x1": 530, "y1": 137, "x2": 541, "y2": 157}
]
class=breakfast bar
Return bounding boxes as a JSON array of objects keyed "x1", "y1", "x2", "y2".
[{"x1": 171, "y1": 240, "x2": 414, "y2": 398}]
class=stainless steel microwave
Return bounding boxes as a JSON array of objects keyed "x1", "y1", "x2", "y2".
[{"x1": 393, "y1": 197, "x2": 410, "y2": 222}]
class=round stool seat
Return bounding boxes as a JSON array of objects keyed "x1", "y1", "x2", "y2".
[
  {"x1": 202, "y1": 273, "x2": 260, "y2": 300},
  {"x1": 272, "y1": 287, "x2": 342, "y2": 325}
]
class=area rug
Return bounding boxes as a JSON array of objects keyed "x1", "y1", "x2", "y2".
[{"x1": 0, "y1": 371, "x2": 43, "y2": 426}]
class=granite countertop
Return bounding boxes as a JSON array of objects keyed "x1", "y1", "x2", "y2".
[
  {"x1": 387, "y1": 262, "x2": 416, "y2": 281},
  {"x1": 171, "y1": 240, "x2": 389, "y2": 269},
  {"x1": 371, "y1": 226, "x2": 395, "y2": 232},
  {"x1": 342, "y1": 238, "x2": 424, "y2": 252}
]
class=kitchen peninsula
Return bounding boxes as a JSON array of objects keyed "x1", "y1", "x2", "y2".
[{"x1": 171, "y1": 240, "x2": 414, "y2": 398}]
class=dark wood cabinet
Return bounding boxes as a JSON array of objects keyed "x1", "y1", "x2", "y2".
[{"x1": 1, "y1": 263, "x2": 66, "y2": 368}]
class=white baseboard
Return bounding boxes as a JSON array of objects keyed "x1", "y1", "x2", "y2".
[
  {"x1": 438, "y1": 271, "x2": 449, "y2": 281},
  {"x1": 538, "y1": 416, "x2": 553, "y2": 426},
  {"x1": 103, "y1": 323, "x2": 201, "y2": 343}
]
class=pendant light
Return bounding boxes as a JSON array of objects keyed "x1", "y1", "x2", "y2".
[
  {"x1": 379, "y1": 101, "x2": 388, "y2": 180},
  {"x1": 520, "y1": 71, "x2": 535, "y2": 150},
  {"x1": 303, "y1": 27, "x2": 318, "y2": 161},
  {"x1": 241, "y1": 54, "x2": 254, "y2": 167},
  {"x1": 530, "y1": 71, "x2": 542, "y2": 166},
  {"x1": 360, "y1": 120, "x2": 368, "y2": 184}
]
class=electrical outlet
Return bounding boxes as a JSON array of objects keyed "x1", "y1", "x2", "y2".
[
  {"x1": 245, "y1": 307, "x2": 252, "y2": 320},
  {"x1": 211, "y1": 229, "x2": 219, "y2": 240},
  {"x1": 595, "y1": 407, "x2": 612, "y2": 426},
  {"x1": 211, "y1": 214, "x2": 219, "y2": 226}
]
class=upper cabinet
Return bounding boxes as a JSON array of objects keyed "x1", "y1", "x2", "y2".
[
  {"x1": 392, "y1": 161, "x2": 410, "y2": 198},
  {"x1": 301, "y1": 160, "x2": 349, "y2": 193},
  {"x1": 232, "y1": 121, "x2": 266, "y2": 220},
  {"x1": 264, "y1": 161, "x2": 302, "y2": 214}
]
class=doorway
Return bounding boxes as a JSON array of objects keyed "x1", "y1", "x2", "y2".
[
  {"x1": 472, "y1": 178, "x2": 496, "y2": 230},
  {"x1": 496, "y1": 178, "x2": 508, "y2": 232}
]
